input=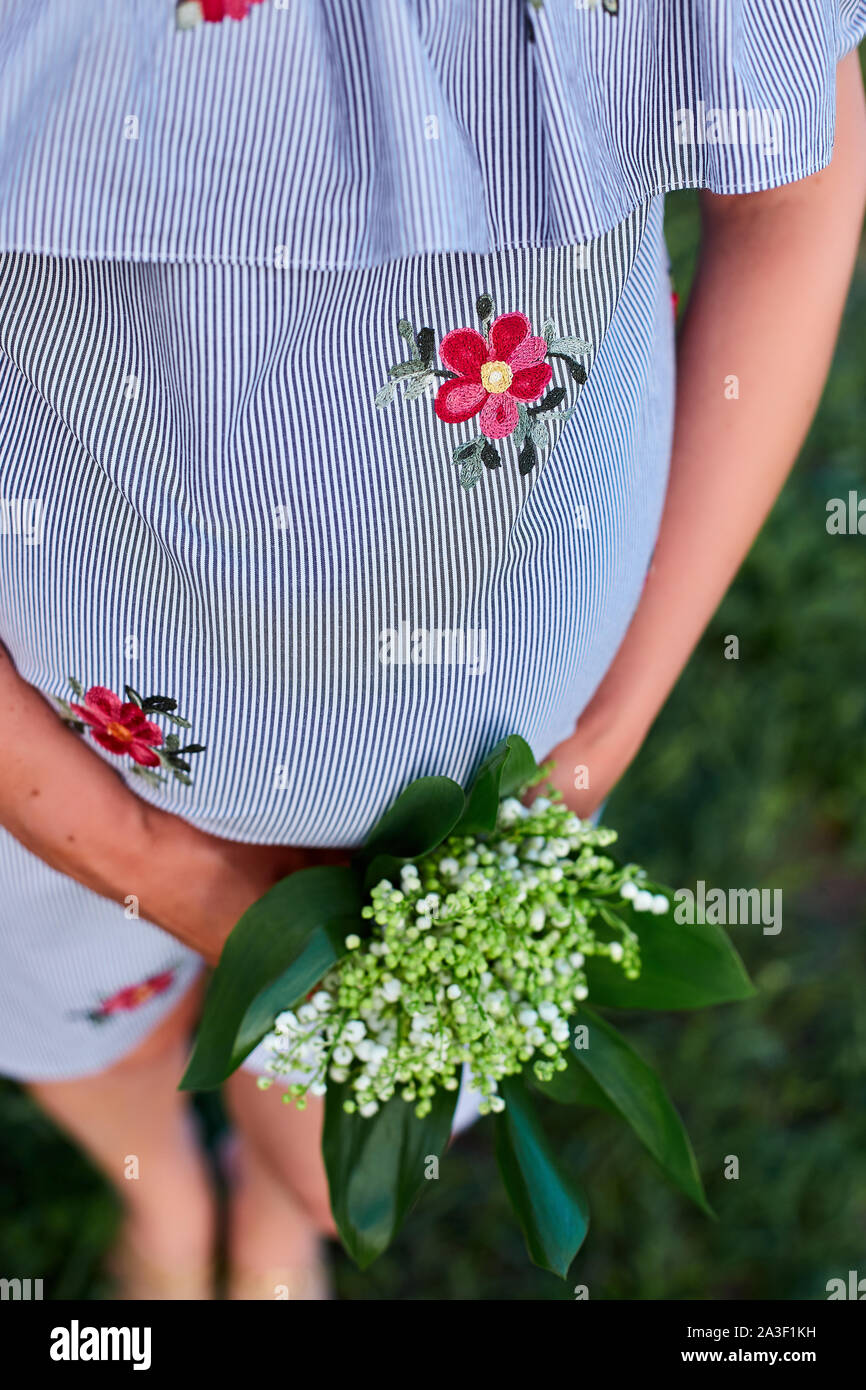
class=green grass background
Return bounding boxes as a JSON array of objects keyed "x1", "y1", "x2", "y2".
[{"x1": 2, "y1": 191, "x2": 864, "y2": 1300}]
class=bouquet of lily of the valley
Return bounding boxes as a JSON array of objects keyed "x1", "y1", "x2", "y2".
[{"x1": 182, "y1": 736, "x2": 753, "y2": 1274}]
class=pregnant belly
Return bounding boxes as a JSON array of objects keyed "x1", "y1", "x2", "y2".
[{"x1": 0, "y1": 211, "x2": 673, "y2": 845}]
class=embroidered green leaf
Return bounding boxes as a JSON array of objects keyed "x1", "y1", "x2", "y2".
[
  {"x1": 124, "y1": 685, "x2": 143, "y2": 708},
  {"x1": 404, "y1": 373, "x2": 434, "y2": 401},
  {"x1": 541, "y1": 320, "x2": 556, "y2": 345},
  {"x1": 375, "y1": 382, "x2": 397, "y2": 408},
  {"x1": 388, "y1": 360, "x2": 426, "y2": 381},
  {"x1": 518, "y1": 436, "x2": 537, "y2": 476},
  {"x1": 460, "y1": 451, "x2": 485, "y2": 490},
  {"x1": 397, "y1": 319, "x2": 420, "y2": 360},
  {"x1": 130, "y1": 765, "x2": 164, "y2": 787},
  {"x1": 475, "y1": 294, "x2": 494, "y2": 323},
  {"x1": 550, "y1": 352, "x2": 588, "y2": 385},
  {"x1": 481, "y1": 441, "x2": 502, "y2": 470},
  {"x1": 181, "y1": 744, "x2": 207, "y2": 755},
  {"x1": 68, "y1": 676, "x2": 85, "y2": 699},
  {"x1": 60, "y1": 718, "x2": 85, "y2": 733},
  {"x1": 531, "y1": 419, "x2": 549, "y2": 450},
  {"x1": 167, "y1": 713, "x2": 192, "y2": 729},
  {"x1": 173, "y1": 770, "x2": 193, "y2": 786},
  {"x1": 142, "y1": 695, "x2": 177, "y2": 713},
  {"x1": 454, "y1": 439, "x2": 482, "y2": 463},
  {"x1": 550, "y1": 335, "x2": 592, "y2": 358},
  {"x1": 164, "y1": 733, "x2": 180, "y2": 752},
  {"x1": 513, "y1": 404, "x2": 530, "y2": 450},
  {"x1": 416, "y1": 327, "x2": 436, "y2": 365},
  {"x1": 530, "y1": 386, "x2": 567, "y2": 416}
]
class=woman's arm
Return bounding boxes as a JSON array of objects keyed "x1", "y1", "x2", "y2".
[
  {"x1": 0, "y1": 643, "x2": 327, "y2": 962},
  {"x1": 546, "y1": 51, "x2": 866, "y2": 814}
]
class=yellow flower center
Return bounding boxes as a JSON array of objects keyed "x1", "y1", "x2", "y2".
[
  {"x1": 480, "y1": 360, "x2": 513, "y2": 394},
  {"x1": 106, "y1": 721, "x2": 134, "y2": 743}
]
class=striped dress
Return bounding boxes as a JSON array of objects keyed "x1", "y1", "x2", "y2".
[{"x1": 0, "y1": 0, "x2": 863, "y2": 1081}]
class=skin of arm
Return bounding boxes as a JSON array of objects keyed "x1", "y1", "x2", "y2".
[{"x1": 544, "y1": 52, "x2": 866, "y2": 816}]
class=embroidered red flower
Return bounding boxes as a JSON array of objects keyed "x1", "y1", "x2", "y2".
[
  {"x1": 202, "y1": 0, "x2": 264, "y2": 22},
  {"x1": 376, "y1": 295, "x2": 591, "y2": 488},
  {"x1": 70, "y1": 686, "x2": 163, "y2": 767},
  {"x1": 176, "y1": 0, "x2": 264, "y2": 27},
  {"x1": 434, "y1": 312, "x2": 553, "y2": 441},
  {"x1": 89, "y1": 970, "x2": 177, "y2": 1022}
]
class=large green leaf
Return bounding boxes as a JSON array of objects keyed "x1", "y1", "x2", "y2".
[
  {"x1": 566, "y1": 1009, "x2": 712, "y2": 1215},
  {"x1": 225, "y1": 921, "x2": 357, "y2": 1074},
  {"x1": 323, "y1": 1083, "x2": 457, "y2": 1268},
  {"x1": 180, "y1": 865, "x2": 363, "y2": 1092},
  {"x1": 494, "y1": 1076, "x2": 590, "y2": 1278},
  {"x1": 353, "y1": 775, "x2": 465, "y2": 889},
  {"x1": 585, "y1": 884, "x2": 754, "y2": 1009},
  {"x1": 456, "y1": 734, "x2": 540, "y2": 835}
]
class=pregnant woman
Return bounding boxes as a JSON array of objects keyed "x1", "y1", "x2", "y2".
[{"x1": 1, "y1": 0, "x2": 864, "y2": 1298}]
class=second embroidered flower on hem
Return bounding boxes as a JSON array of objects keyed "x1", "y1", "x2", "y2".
[
  {"x1": 55, "y1": 679, "x2": 206, "y2": 788},
  {"x1": 375, "y1": 294, "x2": 591, "y2": 490}
]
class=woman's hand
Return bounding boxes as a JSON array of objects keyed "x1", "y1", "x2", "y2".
[
  {"x1": 0, "y1": 643, "x2": 348, "y2": 965},
  {"x1": 537, "y1": 707, "x2": 649, "y2": 821}
]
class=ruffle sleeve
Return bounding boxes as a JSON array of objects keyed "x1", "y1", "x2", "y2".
[
  {"x1": 532, "y1": 0, "x2": 866, "y2": 244},
  {"x1": 0, "y1": 0, "x2": 864, "y2": 268}
]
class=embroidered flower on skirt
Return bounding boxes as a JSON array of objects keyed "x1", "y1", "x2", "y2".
[
  {"x1": 528, "y1": 0, "x2": 619, "y2": 15},
  {"x1": 175, "y1": 0, "x2": 265, "y2": 32},
  {"x1": 54, "y1": 680, "x2": 206, "y2": 788},
  {"x1": 375, "y1": 294, "x2": 591, "y2": 490},
  {"x1": 83, "y1": 969, "x2": 178, "y2": 1025}
]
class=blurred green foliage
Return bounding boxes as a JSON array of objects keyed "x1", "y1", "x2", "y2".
[{"x1": 1, "y1": 190, "x2": 864, "y2": 1300}]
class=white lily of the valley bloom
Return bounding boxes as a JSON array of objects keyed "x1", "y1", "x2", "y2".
[{"x1": 261, "y1": 792, "x2": 642, "y2": 1116}]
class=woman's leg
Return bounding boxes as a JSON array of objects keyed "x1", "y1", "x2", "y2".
[
  {"x1": 27, "y1": 979, "x2": 216, "y2": 1300},
  {"x1": 222, "y1": 1069, "x2": 335, "y2": 1300}
]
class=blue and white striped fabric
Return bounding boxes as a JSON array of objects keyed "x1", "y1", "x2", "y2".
[
  {"x1": 0, "y1": 0, "x2": 864, "y2": 267},
  {"x1": 0, "y1": 0, "x2": 863, "y2": 1080}
]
